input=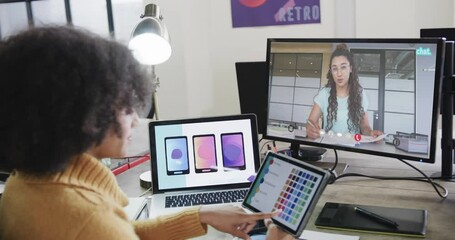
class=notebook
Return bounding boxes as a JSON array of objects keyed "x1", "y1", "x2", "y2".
[
  {"x1": 148, "y1": 114, "x2": 261, "y2": 217},
  {"x1": 315, "y1": 202, "x2": 427, "y2": 237}
]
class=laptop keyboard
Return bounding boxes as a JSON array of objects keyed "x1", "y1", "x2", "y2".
[{"x1": 165, "y1": 189, "x2": 248, "y2": 208}]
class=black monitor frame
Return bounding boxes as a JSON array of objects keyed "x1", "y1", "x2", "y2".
[
  {"x1": 419, "y1": 28, "x2": 455, "y2": 178},
  {"x1": 264, "y1": 38, "x2": 445, "y2": 164},
  {"x1": 235, "y1": 61, "x2": 268, "y2": 135},
  {"x1": 440, "y1": 41, "x2": 454, "y2": 179}
]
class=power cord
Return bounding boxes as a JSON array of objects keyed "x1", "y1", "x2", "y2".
[
  {"x1": 321, "y1": 149, "x2": 340, "y2": 184},
  {"x1": 334, "y1": 157, "x2": 448, "y2": 199},
  {"x1": 138, "y1": 186, "x2": 153, "y2": 197},
  {"x1": 259, "y1": 140, "x2": 275, "y2": 154},
  {"x1": 329, "y1": 149, "x2": 339, "y2": 172},
  {"x1": 262, "y1": 142, "x2": 448, "y2": 198}
]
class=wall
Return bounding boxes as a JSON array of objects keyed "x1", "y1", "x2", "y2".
[
  {"x1": 0, "y1": 0, "x2": 454, "y2": 120},
  {"x1": 149, "y1": 0, "x2": 455, "y2": 119}
]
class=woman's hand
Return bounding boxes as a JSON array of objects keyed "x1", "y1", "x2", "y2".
[
  {"x1": 306, "y1": 120, "x2": 321, "y2": 139},
  {"x1": 199, "y1": 205, "x2": 279, "y2": 240},
  {"x1": 264, "y1": 219, "x2": 295, "y2": 240},
  {"x1": 370, "y1": 130, "x2": 383, "y2": 138}
]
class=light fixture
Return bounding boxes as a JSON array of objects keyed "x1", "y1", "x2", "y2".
[
  {"x1": 129, "y1": 3, "x2": 172, "y2": 120},
  {"x1": 129, "y1": 3, "x2": 171, "y2": 65}
]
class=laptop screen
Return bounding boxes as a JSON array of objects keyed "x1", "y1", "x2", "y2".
[{"x1": 149, "y1": 114, "x2": 260, "y2": 193}]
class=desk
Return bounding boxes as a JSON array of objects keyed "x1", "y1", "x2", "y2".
[
  {"x1": 117, "y1": 136, "x2": 455, "y2": 239},
  {"x1": 268, "y1": 126, "x2": 429, "y2": 159}
]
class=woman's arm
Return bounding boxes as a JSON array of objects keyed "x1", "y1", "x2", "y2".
[{"x1": 133, "y1": 207, "x2": 207, "y2": 240}]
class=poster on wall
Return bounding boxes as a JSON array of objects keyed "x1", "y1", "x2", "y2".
[{"x1": 231, "y1": 0, "x2": 321, "y2": 28}]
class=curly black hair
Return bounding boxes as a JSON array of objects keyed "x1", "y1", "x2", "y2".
[
  {"x1": 325, "y1": 43, "x2": 364, "y2": 133},
  {"x1": 0, "y1": 26, "x2": 151, "y2": 174}
]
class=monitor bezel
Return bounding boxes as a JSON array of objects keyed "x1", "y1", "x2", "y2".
[{"x1": 264, "y1": 38, "x2": 445, "y2": 164}]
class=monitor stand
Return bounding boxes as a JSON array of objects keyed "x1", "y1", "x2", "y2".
[
  {"x1": 288, "y1": 143, "x2": 326, "y2": 161},
  {"x1": 440, "y1": 42, "x2": 455, "y2": 179},
  {"x1": 277, "y1": 143, "x2": 349, "y2": 175}
]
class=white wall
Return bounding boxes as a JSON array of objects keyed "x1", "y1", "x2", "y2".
[
  {"x1": 1, "y1": 0, "x2": 454, "y2": 120},
  {"x1": 152, "y1": 0, "x2": 337, "y2": 119},
  {"x1": 149, "y1": 0, "x2": 455, "y2": 120},
  {"x1": 356, "y1": 0, "x2": 454, "y2": 38}
]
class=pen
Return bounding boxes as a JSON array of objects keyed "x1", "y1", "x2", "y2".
[
  {"x1": 307, "y1": 119, "x2": 319, "y2": 130},
  {"x1": 354, "y1": 207, "x2": 399, "y2": 228}
]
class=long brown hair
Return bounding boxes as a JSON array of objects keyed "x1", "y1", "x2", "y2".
[{"x1": 325, "y1": 43, "x2": 364, "y2": 133}]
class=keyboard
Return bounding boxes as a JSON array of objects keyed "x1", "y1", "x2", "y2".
[{"x1": 165, "y1": 189, "x2": 248, "y2": 208}]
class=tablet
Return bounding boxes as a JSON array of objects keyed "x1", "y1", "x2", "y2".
[
  {"x1": 315, "y1": 202, "x2": 427, "y2": 237},
  {"x1": 242, "y1": 152, "x2": 330, "y2": 237}
]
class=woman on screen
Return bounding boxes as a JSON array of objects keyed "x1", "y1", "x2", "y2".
[
  {"x1": 306, "y1": 43, "x2": 383, "y2": 139},
  {"x1": 0, "y1": 26, "x2": 291, "y2": 240}
]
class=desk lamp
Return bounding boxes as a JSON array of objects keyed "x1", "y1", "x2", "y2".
[
  {"x1": 128, "y1": 3, "x2": 171, "y2": 189},
  {"x1": 129, "y1": 3, "x2": 171, "y2": 120}
]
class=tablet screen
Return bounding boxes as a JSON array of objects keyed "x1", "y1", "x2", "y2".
[{"x1": 242, "y1": 152, "x2": 330, "y2": 237}]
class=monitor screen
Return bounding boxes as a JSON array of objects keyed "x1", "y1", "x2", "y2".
[
  {"x1": 235, "y1": 61, "x2": 268, "y2": 134},
  {"x1": 264, "y1": 38, "x2": 445, "y2": 163}
]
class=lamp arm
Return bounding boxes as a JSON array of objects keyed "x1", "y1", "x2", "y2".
[{"x1": 146, "y1": 65, "x2": 160, "y2": 120}]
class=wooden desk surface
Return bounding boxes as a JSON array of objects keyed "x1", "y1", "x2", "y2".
[{"x1": 117, "y1": 138, "x2": 455, "y2": 239}]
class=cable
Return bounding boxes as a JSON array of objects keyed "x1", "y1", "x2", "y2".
[
  {"x1": 329, "y1": 149, "x2": 339, "y2": 172},
  {"x1": 138, "y1": 186, "x2": 152, "y2": 197},
  {"x1": 335, "y1": 158, "x2": 448, "y2": 199},
  {"x1": 259, "y1": 140, "x2": 274, "y2": 154},
  {"x1": 110, "y1": 155, "x2": 150, "y2": 160},
  {"x1": 397, "y1": 157, "x2": 448, "y2": 198},
  {"x1": 336, "y1": 173, "x2": 448, "y2": 198},
  {"x1": 432, "y1": 176, "x2": 455, "y2": 182},
  {"x1": 258, "y1": 136, "x2": 264, "y2": 143}
]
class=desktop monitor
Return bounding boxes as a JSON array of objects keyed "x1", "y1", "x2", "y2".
[
  {"x1": 264, "y1": 38, "x2": 445, "y2": 164},
  {"x1": 235, "y1": 61, "x2": 268, "y2": 134}
]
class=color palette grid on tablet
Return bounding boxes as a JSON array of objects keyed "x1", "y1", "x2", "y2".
[
  {"x1": 274, "y1": 169, "x2": 319, "y2": 226},
  {"x1": 244, "y1": 155, "x2": 323, "y2": 230}
]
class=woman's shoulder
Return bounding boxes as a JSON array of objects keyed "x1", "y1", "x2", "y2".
[
  {"x1": 318, "y1": 87, "x2": 331, "y2": 95},
  {"x1": 314, "y1": 87, "x2": 330, "y2": 104}
]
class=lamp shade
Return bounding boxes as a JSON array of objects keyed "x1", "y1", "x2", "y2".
[{"x1": 129, "y1": 4, "x2": 171, "y2": 65}]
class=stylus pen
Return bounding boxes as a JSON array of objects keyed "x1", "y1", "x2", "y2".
[
  {"x1": 306, "y1": 119, "x2": 319, "y2": 131},
  {"x1": 306, "y1": 119, "x2": 315, "y2": 129},
  {"x1": 354, "y1": 207, "x2": 399, "y2": 228}
]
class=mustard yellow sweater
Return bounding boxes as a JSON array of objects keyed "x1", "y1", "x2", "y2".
[{"x1": 0, "y1": 154, "x2": 207, "y2": 239}]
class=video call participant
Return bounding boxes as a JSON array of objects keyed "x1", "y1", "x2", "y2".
[
  {"x1": 0, "y1": 26, "x2": 292, "y2": 240},
  {"x1": 306, "y1": 43, "x2": 383, "y2": 140}
]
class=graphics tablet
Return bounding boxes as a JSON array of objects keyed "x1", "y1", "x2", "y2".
[
  {"x1": 242, "y1": 152, "x2": 330, "y2": 237},
  {"x1": 315, "y1": 202, "x2": 427, "y2": 237}
]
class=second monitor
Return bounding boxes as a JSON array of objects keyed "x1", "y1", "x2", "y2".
[{"x1": 264, "y1": 38, "x2": 445, "y2": 164}]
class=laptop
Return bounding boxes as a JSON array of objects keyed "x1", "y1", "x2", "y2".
[{"x1": 148, "y1": 114, "x2": 261, "y2": 216}]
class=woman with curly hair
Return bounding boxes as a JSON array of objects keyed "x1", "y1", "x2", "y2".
[
  {"x1": 0, "y1": 26, "x2": 291, "y2": 240},
  {"x1": 306, "y1": 43, "x2": 382, "y2": 139}
]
